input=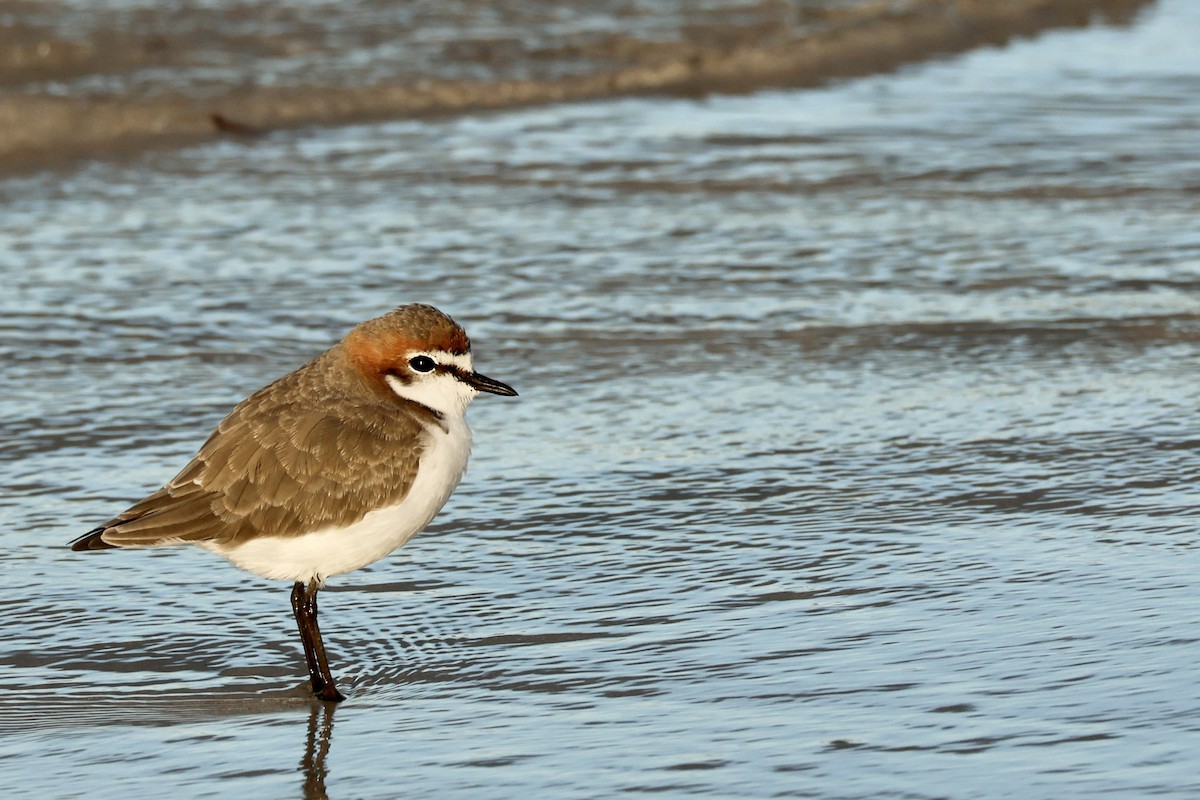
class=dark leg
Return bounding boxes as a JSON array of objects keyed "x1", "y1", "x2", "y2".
[
  {"x1": 290, "y1": 580, "x2": 346, "y2": 703},
  {"x1": 291, "y1": 582, "x2": 324, "y2": 694}
]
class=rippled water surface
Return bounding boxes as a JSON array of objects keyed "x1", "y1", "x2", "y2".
[{"x1": 2, "y1": 2, "x2": 1200, "y2": 798}]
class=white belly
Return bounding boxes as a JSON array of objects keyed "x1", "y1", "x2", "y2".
[{"x1": 204, "y1": 417, "x2": 472, "y2": 584}]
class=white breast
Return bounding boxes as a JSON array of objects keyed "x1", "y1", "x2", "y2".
[{"x1": 204, "y1": 416, "x2": 473, "y2": 584}]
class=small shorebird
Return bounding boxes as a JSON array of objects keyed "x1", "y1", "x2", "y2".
[{"x1": 71, "y1": 304, "x2": 517, "y2": 702}]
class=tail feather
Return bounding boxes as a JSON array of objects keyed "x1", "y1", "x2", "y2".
[{"x1": 69, "y1": 526, "x2": 119, "y2": 552}]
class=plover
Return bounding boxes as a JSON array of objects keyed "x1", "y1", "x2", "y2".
[{"x1": 71, "y1": 304, "x2": 517, "y2": 702}]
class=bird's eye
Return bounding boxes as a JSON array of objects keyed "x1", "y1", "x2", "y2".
[{"x1": 409, "y1": 355, "x2": 436, "y2": 373}]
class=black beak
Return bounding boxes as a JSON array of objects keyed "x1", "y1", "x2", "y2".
[{"x1": 464, "y1": 371, "x2": 518, "y2": 396}]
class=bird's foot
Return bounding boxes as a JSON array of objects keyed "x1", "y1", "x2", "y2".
[{"x1": 313, "y1": 681, "x2": 346, "y2": 703}]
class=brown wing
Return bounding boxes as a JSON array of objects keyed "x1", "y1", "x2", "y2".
[{"x1": 73, "y1": 351, "x2": 427, "y2": 550}]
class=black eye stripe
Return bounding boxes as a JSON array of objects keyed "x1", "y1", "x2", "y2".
[
  {"x1": 440, "y1": 364, "x2": 470, "y2": 381},
  {"x1": 396, "y1": 356, "x2": 472, "y2": 383}
]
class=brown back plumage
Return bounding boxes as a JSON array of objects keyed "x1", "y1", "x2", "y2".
[{"x1": 72, "y1": 305, "x2": 469, "y2": 550}]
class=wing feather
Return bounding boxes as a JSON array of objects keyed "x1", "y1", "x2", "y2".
[{"x1": 76, "y1": 349, "x2": 429, "y2": 550}]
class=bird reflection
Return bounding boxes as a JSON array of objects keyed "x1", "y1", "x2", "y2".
[{"x1": 300, "y1": 701, "x2": 336, "y2": 800}]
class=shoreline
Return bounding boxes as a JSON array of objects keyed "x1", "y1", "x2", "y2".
[{"x1": 0, "y1": 0, "x2": 1155, "y2": 176}]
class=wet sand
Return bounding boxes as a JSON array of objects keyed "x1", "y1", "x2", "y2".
[{"x1": 0, "y1": 0, "x2": 1153, "y2": 174}]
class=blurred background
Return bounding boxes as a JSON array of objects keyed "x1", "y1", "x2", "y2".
[
  {"x1": 0, "y1": 0, "x2": 1153, "y2": 171},
  {"x1": 2, "y1": 1, "x2": 1199, "y2": 798}
]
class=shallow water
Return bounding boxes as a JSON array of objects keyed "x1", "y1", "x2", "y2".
[{"x1": 2, "y1": 1, "x2": 1200, "y2": 797}]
